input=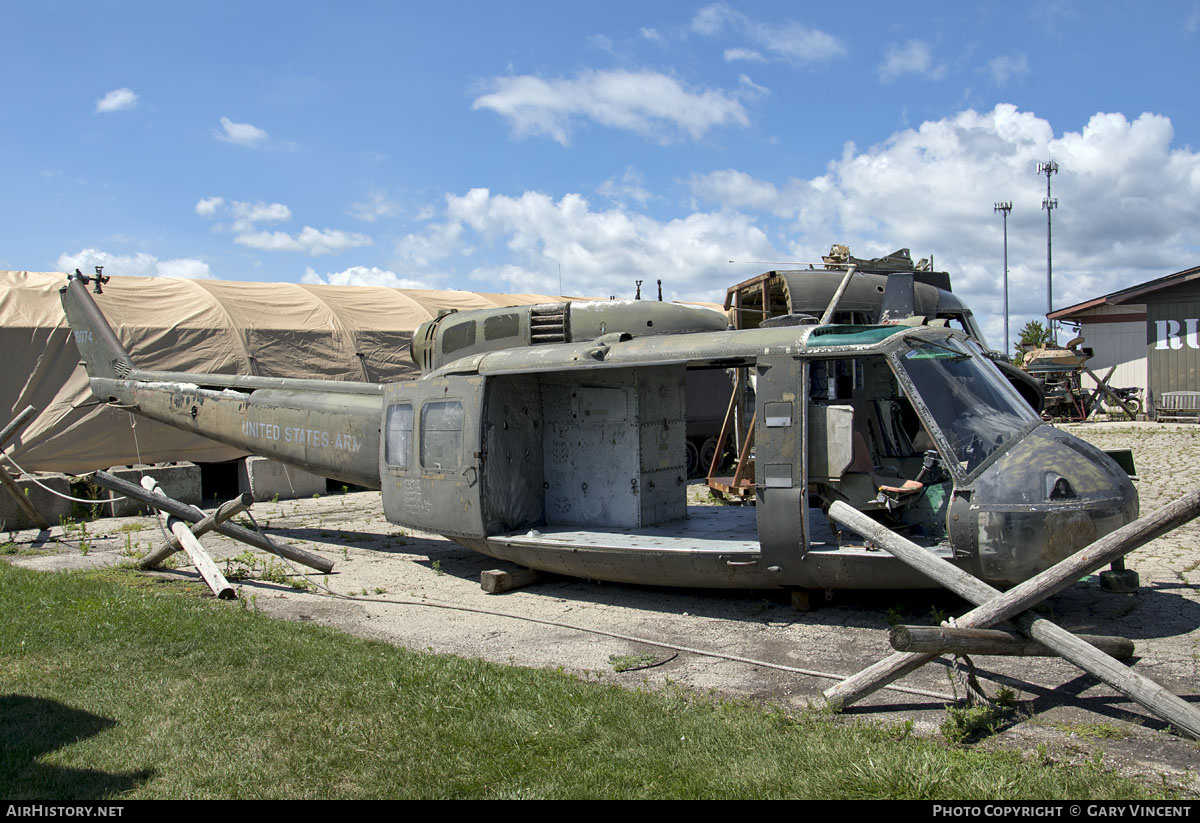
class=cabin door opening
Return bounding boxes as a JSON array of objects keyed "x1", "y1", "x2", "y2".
[{"x1": 538, "y1": 365, "x2": 687, "y2": 530}]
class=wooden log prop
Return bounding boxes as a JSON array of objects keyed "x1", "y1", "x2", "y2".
[
  {"x1": 825, "y1": 492, "x2": 1200, "y2": 709},
  {"x1": 93, "y1": 470, "x2": 334, "y2": 573},
  {"x1": 0, "y1": 405, "x2": 49, "y2": 531},
  {"x1": 140, "y1": 492, "x2": 252, "y2": 570},
  {"x1": 890, "y1": 625, "x2": 1134, "y2": 659},
  {"x1": 141, "y1": 477, "x2": 235, "y2": 600},
  {"x1": 0, "y1": 465, "x2": 50, "y2": 531},
  {"x1": 0, "y1": 406, "x2": 39, "y2": 450},
  {"x1": 827, "y1": 498, "x2": 1200, "y2": 739}
]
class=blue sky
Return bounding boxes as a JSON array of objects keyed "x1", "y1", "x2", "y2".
[{"x1": 5, "y1": 1, "x2": 1200, "y2": 352}]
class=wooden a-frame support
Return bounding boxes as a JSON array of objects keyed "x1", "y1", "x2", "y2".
[
  {"x1": 92, "y1": 470, "x2": 335, "y2": 599},
  {"x1": 825, "y1": 494, "x2": 1200, "y2": 739}
]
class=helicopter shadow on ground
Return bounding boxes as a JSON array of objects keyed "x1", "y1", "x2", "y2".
[
  {"x1": 256, "y1": 524, "x2": 1200, "y2": 642},
  {"x1": 264, "y1": 525, "x2": 417, "y2": 554},
  {"x1": 840, "y1": 663, "x2": 1194, "y2": 737},
  {"x1": 396, "y1": 535, "x2": 984, "y2": 632},
  {"x1": 1032, "y1": 582, "x2": 1200, "y2": 641},
  {"x1": 0, "y1": 695, "x2": 153, "y2": 800}
]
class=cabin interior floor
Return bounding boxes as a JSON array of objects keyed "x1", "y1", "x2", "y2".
[{"x1": 499, "y1": 502, "x2": 952, "y2": 557}]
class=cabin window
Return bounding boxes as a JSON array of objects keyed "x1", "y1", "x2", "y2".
[
  {"x1": 484, "y1": 312, "x2": 520, "y2": 341},
  {"x1": 421, "y1": 400, "x2": 464, "y2": 469},
  {"x1": 442, "y1": 320, "x2": 476, "y2": 355},
  {"x1": 384, "y1": 403, "x2": 414, "y2": 468}
]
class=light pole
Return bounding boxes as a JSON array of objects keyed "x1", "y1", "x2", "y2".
[
  {"x1": 1038, "y1": 160, "x2": 1059, "y2": 343},
  {"x1": 994, "y1": 201, "x2": 1012, "y2": 357}
]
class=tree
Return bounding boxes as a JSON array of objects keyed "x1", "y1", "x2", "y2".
[{"x1": 1012, "y1": 320, "x2": 1053, "y2": 364}]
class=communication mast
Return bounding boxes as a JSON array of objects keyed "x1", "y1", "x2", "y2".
[
  {"x1": 1038, "y1": 160, "x2": 1059, "y2": 342},
  {"x1": 994, "y1": 201, "x2": 1012, "y2": 356}
]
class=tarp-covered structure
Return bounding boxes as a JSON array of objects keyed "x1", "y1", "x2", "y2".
[{"x1": 1, "y1": 271, "x2": 562, "y2": 473}]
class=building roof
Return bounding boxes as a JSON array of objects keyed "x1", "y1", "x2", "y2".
[{"x1": 1049, "y1": 264, "x2": 1200, "y2": 321}]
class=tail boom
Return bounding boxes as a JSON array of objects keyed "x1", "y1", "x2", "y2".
[{"x1": 62, "y1": 274, "x2": 383, "y2": 488}]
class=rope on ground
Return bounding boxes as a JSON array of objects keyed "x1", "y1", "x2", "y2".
[
  {"x1": 229, "y1": 514, "x2": 956, "y2": 704},
  {"x1": 0, "y1": 452, "x2": 126, "y2": 505}
]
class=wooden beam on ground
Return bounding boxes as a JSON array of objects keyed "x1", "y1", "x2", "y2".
[
  {"x1": 481, "y1": 567, "x2": 544, "y2": 594},
  {"x1": 141, "y1": 477, "x2": 235, "y2": 599},
  {"x1": 93, "y1": 470, "x2": 333, "y2": 573},
  {"x1": 827, "y1": 499, "x2": 1200, "y2": 739},
  {"x1": 889, "y1": 625, "x2": 1134, "y2": 659},
  {"x1": 140, "y1": 492, "x2": 252, "y2": 569}
]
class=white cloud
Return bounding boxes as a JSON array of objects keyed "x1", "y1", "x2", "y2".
[
  {"x1": 235, "y1": 226, "x2": 372, "y2": 256},
  {"x1": 690, "y1": 4, "x2": 845, "y2": 65},
  {"x1": 724, "y1": 48, "x2": 765, "y2": 63},
  {"x1": 348, "y1": 190, "x2": 401, "y2": 222},
  {"x1": 640, "y1": 27, "x2": 664, "y2": 44},
  {"x1": 597, "y1": 167, "x2": 655, "y2": 206},
  {"x1": 194, "y1": 197, "x2": 293, "y2": 232},
  {"x1": 988, "y1": 54, "x2": 1030, "y2": 86},
  {"x1": 690, "y1": 3, "x2": 730, "y2": 36},
  {"x1": 215, "y1": 116, "x2": 268, "y2": 147},
  {"x1": 156, "y1": 258, "x2": 213, "y2": 279},
  {"x1": 95, "y1": 88, "x2": 138, "y2": 114},
  {"x1": 57, "y1": 248, "x2": 211, "y2": 279},
  {"x1": 395, "y1": 221, "x2": 467, "y2": 269},
  {"x1": 685, "y1": 105, "x2": 1200, "y2": 351},
  {"x1": 194, "y1": 196, "x2": 225, "y2": 217},
  {"x1": 688, "y1": 169, "x2": 800, "y2": 217},
  {"x1": 301, "y1": 266, "x2": 428, "y2": 289},
  {"x1": 878, "y1": 40, "x2": 947, "y2": 83},
  {"x1": 230, "y1": 200, "x2": 291, "y2": 232},
  {"x1": 195, "y1": 195, "x2": 372, "y2": 256},
  {"x1": 394, "y1": 187, "x2": 776, "y2": 302},
  {"x1": 472, "y1": 69, "x2": 751, "y2": 145}
]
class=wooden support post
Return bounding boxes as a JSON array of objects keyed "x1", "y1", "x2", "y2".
[
  {"x1": 480, "y1": 567, "x2": 544, "y2": 594},
  {"x1": 890, "y1": 625, "x2": 1134, "y2": 659},
  {"x1": 140, "y1": 492, "x2": 252, "y2": 569},
  {"x1": 93, "y1": 470, "x2": 334, "y2": 573},
  {"x1": 790, "y1": 590, "x2": 813, "y2": 612},
  {"x1": 729, "y1": 413, "x2": 757, "y2": 489},
  {"x1": 827, "y1": 498, "x2": 1200, "y2": 739},
  {"x1": 0, "y1": 465, "x2": 50, "y2": 531},
  {"x1": 0, "y1": 406, "x2": 39, "y2": 450},
  {"x1": 0, "y1": 405, "x2": 49, "y2": 531},
  {"x1": 141, "y1": 477, "x2": 235, "y2": 600},
  {"x1": 707, "y1": 374, "x2": 739, "y2": 482}
]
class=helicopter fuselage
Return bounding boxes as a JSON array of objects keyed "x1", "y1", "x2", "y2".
[{"x1": 63, "y1": 278, "x2": 1137, "y2": 590}]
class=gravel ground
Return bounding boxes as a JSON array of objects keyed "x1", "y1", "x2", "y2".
[{"x1": 6, "y1": 420, "x2": 1200, "y2": 792}]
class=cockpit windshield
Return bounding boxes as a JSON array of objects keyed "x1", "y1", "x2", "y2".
[{"x1": 895, "y1": 336, "x2": 1038, "y2": 475}]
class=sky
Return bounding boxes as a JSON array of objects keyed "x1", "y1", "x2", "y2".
[{"x1": 5, "y1": 0, "x2": 1200, "y2": 354}]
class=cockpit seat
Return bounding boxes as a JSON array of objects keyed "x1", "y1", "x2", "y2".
[{"x1": 843, "y1": 431, "x2": 924, "y2": 508}]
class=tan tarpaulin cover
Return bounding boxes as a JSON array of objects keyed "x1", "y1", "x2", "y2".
[{"x1": 1, "y1": 271, "x2": 561, "y2": 473}]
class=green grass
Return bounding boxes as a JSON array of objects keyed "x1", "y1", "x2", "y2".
[{"x1": 0, "y1": 564, "x2": 1179, "y2": 800}]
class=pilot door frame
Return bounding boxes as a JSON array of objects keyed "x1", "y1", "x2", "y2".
[
  {"x1": 380, "y1": 375, "x2": 487, "y2": 538},
  {"x1": 753, "y1": 354, "x2": 809, "y2": 564}
]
